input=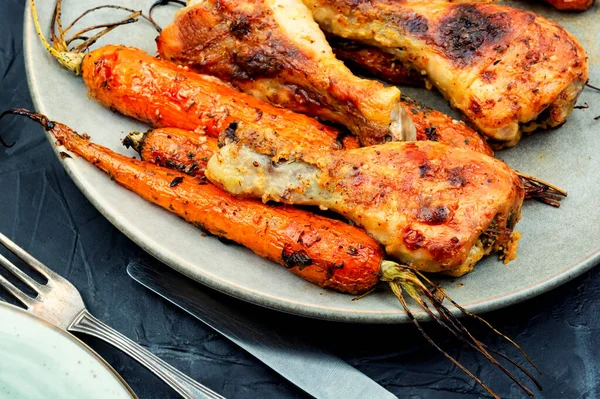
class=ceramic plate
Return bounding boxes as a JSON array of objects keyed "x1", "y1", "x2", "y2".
[
  {"x1": 0, "y1": 302, "x2": 136, "y2": 398},
  {"x1": 23, "y1": 1, "x2": 600, "y2": 323}
]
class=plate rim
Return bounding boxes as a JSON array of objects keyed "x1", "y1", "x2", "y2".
[
  {"x1": 0, "y1": 301, "x2": 138, "y2": 398},
  {"x1": 21, "y1": 2, "x2": 600, "y2": 324}
]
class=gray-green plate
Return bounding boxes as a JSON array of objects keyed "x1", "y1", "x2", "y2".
[
  {"x1": 23, "y1": 0, "x2": 600, "y2": 323},
  {"x1": 0, "y1": 302, "x2": 136, "y2": 398}
]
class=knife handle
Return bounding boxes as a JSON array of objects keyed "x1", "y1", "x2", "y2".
[{"x1": 69, "y1": 309, "x2": 225, "y2": 399}]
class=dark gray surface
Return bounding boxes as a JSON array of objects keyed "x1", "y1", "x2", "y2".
[{"x1": 1, "y1": 1, "x2": 599, "y2": 398}]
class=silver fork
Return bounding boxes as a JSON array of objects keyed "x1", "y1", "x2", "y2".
[{"x1": 0, "y1": 231, "x2": 224, "y2": 399}]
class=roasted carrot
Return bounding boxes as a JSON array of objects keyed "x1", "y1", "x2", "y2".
[
  {"x1": 84, "y1": 45, "x2": 360, "y2": 149},
  {"x1": 400, "y1": 97, "x2": 494, "y2": 156}
]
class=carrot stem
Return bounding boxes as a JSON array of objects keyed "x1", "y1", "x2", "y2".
[
  {"x1": 388, "y1": 281, "x2": 501, "y2": 399},
  {"x1": 517, "y1": 171, "x2": 567, "y2": 208},
  {"x1": 32, "y1": 0, "x2": 159, "y2": 75},
  {"x1": 71, "y1": 13, "x2": 141, "y2": 53},
  {"x1": 63, "y1": 4, "x2": 161, "y2": 36},
  {"x1": 31, "y1": 0, "x2": 84, "y2": 74},
  {"x1": 380, "y1": 261, "x2": 541, "y2": 397},
  {"x1": 148, "y1": 0, "x2": 187, "y2": 32},
  {"x1": 415, "y1": 269, "x2": 542, "y2": 375}
]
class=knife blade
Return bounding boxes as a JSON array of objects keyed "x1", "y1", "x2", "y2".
[{"x1": 127, "y1": 261, "x2": 397, "y2": 399}]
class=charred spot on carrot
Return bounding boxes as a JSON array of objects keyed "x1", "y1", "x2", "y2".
[
  {"x1": 282, "y1": 247, "x2": 313, "y2": 270},
  {"x1": 169, "y1": 176, "x2": 184, "y2": 187}
]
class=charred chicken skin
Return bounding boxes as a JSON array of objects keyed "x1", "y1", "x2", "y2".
[
  {"x1": 304, "y1": 1, "x2": 589, "y2": 147},
  {"x1": 205, "y1": 122, "x2": 524, "y2": 276},
  {"x1": 157, "y1": 0, "x2": 415, "y2": 146}
]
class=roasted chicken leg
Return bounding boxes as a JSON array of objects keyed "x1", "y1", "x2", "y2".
[
  {"x1": 157, "y1": 0, "x2": 415, "y2": 146},
  {"x1": 304, "y1": 1, "x2": 589, "y2": 147},
  {"x1": 205, "y1": 122, "x2": 524, "y2": 276}
]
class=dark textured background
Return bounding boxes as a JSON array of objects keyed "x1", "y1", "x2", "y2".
[{"x1": 1, "y1": 1, "x2": 599, "y2": 398}]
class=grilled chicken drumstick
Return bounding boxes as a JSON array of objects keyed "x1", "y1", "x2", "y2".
[
  {"x1": 303, "y1": 0, "x2": 589, "y2": 147},
  {"x1": 157, "y1": 0, "x2": 416, "y2": 146},
  {"x1": 206, "y1": 122, "x2": 525, "y2": 277}
]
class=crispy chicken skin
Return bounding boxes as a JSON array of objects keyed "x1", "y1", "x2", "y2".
[
  {"x1": 157, "y1": 0, "x2": 416, "y2": 146},
  {"x1": 304, "y1": 1, "x2": 589, "y2": 147},
  {"x1": 205, "y1": 123, "x2": 524, "y2": 276}
]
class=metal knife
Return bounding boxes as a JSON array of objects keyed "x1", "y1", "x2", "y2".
[{"x1": 127, "y1": 261, "x2": 397, "y2": 399}]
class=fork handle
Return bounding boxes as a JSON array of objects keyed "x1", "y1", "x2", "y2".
[{"x1": 69, "y1": 310, "x2": 224, "y2": 399}]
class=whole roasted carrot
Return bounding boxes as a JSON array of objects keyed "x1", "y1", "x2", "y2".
[{"x1": 83, "y1": 45, "x2": 359, "y2": 149}]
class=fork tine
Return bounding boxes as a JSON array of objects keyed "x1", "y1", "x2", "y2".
[
  {"x1": 0, "y1": 252, "x2": 46, "y2": 294},
  {"x1": 0, "y1": 232, "x2": 61, "y2": 281},
  {"x1": 0, "y1": 273, "x2": 36, "y2": 308}
]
